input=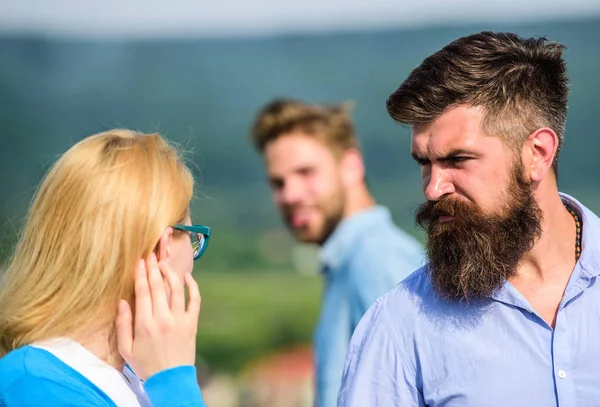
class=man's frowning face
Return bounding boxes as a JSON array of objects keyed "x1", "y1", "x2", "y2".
[{"x1": 412, "y1": 105, "x2": 543, "y2": 301}]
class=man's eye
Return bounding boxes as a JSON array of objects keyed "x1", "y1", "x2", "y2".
[
  {"x1": 446, "y1": 156, "x2": 470, "y2": 165},
  {"x1": 298, "y1": 167, "x2": 315, "y2": 176},
  {"x1": 269, "y1": 179, "x2": 283, "y2": 190}
]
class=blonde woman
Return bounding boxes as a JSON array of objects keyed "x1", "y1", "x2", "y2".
[{"x1": 0, "y1": 130, "x2": 210, "y2": 407}]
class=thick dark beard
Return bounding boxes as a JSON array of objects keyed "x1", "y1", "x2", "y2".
[{"x1": 415, "y1": 165, "x2": 543, "y2": 302}]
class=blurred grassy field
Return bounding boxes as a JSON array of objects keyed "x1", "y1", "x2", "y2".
[{"x1": 194, "y1": 269, "x2": 323, "y2": 374}]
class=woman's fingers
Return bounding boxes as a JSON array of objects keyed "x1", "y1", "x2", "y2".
[
  {"x1": 184, "y1": 273, "x2": 201, "y2": 322},
  {"x1": 115, "y1": 299, "x2": 133, "y2": 359},
  {"x1": 146, "y1": 253, "x2": 170, "y2": 318},
  {"x1": 134, "y1": 259, "x2": 152, "y2": 322},
  {"x1": 117, "y1": 255, "x2": 201, "y2": 381},
  {"x1": 160, "y1": 261, "x2": 185, "y2": 314}
]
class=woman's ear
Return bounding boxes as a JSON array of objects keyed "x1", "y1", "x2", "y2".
[{"x1": 156, "y1": 227, "x2": 174, "y2": 262}]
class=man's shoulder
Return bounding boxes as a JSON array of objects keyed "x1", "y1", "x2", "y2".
[
  {"x1": 370, "y1": 266, "x2": 433, "y2": 314},
  {"x1": 355, "y1": 265, "x2": 484, "y2": 349},
  {"x1": 350, "y1": 219, "x2": 424, "y2": 264},
  {"x1": 374, "y1": 210, "x2": 423, "y2": 247},
  {"x1": 345, "y1": 233, "x2": 425, "y2": 290},
  {"x1": 347, "y1": 267, "x2": 433, "y2": 345}
]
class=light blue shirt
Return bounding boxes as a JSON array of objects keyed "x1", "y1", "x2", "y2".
[
  {"x1": 314, "y1": 205, "x2": 424, "y2": 407},
  {"x1": 338, "y1": 193, "x2": 600, "y2": 407}
]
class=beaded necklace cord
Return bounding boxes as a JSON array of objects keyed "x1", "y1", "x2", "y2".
[{"x1": 565, "y1": 204, "x2": 582, "y2": 261}]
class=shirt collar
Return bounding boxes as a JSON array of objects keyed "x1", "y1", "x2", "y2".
[
  {"x1": 560, "y1": 192, "x2": 600, "y2": 278},
  {"x1": 319, "y1": 205, "x2": 392, "y2": 272},
  {"x1": 492, "y1": 192, "x2": 600, "y2": 305}
]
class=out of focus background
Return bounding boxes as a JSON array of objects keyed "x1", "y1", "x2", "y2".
[{"x1": 1, "y1": 1, "x2": 599, "y2": 405}]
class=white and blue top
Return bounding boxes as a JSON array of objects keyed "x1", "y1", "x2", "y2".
[{"x1": 0, "y1": 337, "x2": 206, "y2": 407}]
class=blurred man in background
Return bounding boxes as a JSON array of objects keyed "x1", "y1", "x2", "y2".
[
  {"x1": 250, "y1": 99, "x2": 423, "y2": 407},
  {"x1": 337, "y1": 32, "x2": 600, "y2": 407}
]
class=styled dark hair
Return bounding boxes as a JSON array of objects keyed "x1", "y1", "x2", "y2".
[{"x1": 387, "y1": 31, "x2": 569, "y2": 172}]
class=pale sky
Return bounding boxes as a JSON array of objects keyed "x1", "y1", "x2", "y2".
[{"x1": 1, "y1": 0, "x2": 599, "y2": 38}]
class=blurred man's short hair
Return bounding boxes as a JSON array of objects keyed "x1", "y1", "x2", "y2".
[{"x1": 251, "y1": 99, "x2": 358, "y2": 157}]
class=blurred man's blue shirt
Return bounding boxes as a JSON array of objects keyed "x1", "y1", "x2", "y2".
[
  {"x1": 314, "y1": 205, "x2": 424, "y2": 407},
  {"x1": 337, "y1": 193, "x2": 600, "y2": 407}
]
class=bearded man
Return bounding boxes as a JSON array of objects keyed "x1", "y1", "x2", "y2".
[{"x1": 338, "y1": 31, "x2": 600, "y2": 407}]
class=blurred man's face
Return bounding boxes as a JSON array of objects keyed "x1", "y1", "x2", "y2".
[
  {"x1": 264, "y1": 132, "x2": 346, "y2": 245},
  {"x1": 411, "y1": 105, "x2": 543, "y2": 301}
]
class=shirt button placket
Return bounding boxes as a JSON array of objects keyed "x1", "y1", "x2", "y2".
[{"x1": 552, "y1": 312, "x2": 576, "y2": 407}]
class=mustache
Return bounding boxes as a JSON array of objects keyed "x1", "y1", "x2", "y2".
[{"x1": 415, "y1": 198, "x2": 474, "y2": 229}]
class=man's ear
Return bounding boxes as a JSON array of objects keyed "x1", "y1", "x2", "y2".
[
  {"x1": 340, "y1": 148, "x2": 366, "y2": 187},
  {"x1": 156, "y1": 226, "x2": 174, "y2": 262},
  {"x1": 522, "y1": 127, "x2": 559, "y2": 182}
]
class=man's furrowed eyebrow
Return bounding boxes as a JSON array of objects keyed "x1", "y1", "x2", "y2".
[
  {"x1": 411, "y1": 152, "x2": 428, "y2": 163},
  {"x1": 441, "y1": 149, "x2": 476, "y2": 159},
  {"x1": 411, "y1": 149, "x2": 476, "y2": 161}
]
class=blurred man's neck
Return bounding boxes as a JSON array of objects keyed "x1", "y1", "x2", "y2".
[{"x1": 343, "y1": 182, "x2": 376, "y2": 219}]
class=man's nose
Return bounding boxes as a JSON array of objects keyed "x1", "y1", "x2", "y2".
[{"x1": 423, "y1": 166, "x2": 455, "y2": 201}]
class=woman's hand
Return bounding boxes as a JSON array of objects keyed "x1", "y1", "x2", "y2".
[{"x1": 116, "y1": 253, "x2": 201, "y2": 381}]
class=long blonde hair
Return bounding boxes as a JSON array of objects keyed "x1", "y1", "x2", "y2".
[{"x1": 0, "y1": 130, "x2": 194, "y2": 355}]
